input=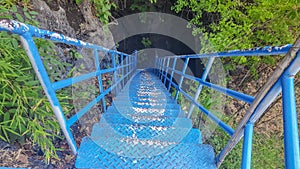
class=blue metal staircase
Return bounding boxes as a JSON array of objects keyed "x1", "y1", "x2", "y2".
[
  {"x1": 0, "y1": 20, "x2": 299, "y2": 169},
  {"x1": 76, "y1": 70, "x2": 215, "y2": 168}
]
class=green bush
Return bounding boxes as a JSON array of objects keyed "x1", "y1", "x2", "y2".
[
  {"x1": 206, "y1": 128, "x2": 284, "y2": 169},
  {"x1": 173, "y1": 0, "x2": 299, "y2": 77},
  {"x1": 76, "y1": 0, "x2": 116, "y2": 25},
  {"x1": 0, "y1": 4, "x2": 74, "y2": 163}
]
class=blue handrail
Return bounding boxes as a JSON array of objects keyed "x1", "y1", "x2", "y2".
[
  {"x1": 1, "y1": 19, "x2": 299, "y2": 169},
  {"x1": 155, "y1": 39, "x2": 300, "y2": 169},
  {"x1": 0, "y1": 19, "x2": 137, "y2": 154}
]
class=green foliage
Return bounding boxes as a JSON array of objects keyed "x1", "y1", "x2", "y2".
[
  {"x1": 75, "y1": 0, "x2": 84, "y2": 4},
  {"x1": 91, "y1": 0, "x2": 117, "y2": 25},
  {"x1": 141, "y1": 37, "x2": 152, "y2": 48},
  {"x1": 173, "y1": 0, "x2": 299, "y2": 77},
  {"x1": 76, "y1": 0, "x2": 116, "y2": 25},
  {"x1": 0, "y1": 4, "x2": 73, "y2": 163},
  {"x1": 207, "y1": 128, "x2": 243, "y2": 168},
  {"x1": 130, "y1": 0, "x2": 157, "y2": 12},
  {"x1": 207, "y1": 127, "x2": 284, "y2": 169},
  {"x1": 252, "y1": 134, "x2": 284, "y2": 169}
]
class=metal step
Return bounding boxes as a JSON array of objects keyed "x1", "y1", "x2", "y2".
[
  {"x1": 112, "y1": 100, "x2": 181, "y2": 109},
  {"x1": 116, "y1": 94, "x2": 174, "y2": 100},
  {"x1": 75, "y1": 137, "x2": 216, "y2": 169},
  {"x1": 115, "y1": 97, "x2": 176, "y2": 104},
  {"x1": 117, "y1": 91, "x2": 173, "y2": 97},
  {"x1": 106, "y1": 104, "x2": 183, "y2": 117},
  {"x1": 101, "y1": 111, "x2": 191, "y2": 126},
  {"x1": 75, "y1": 70, "x2": 216, "y2": 168},
  {"x1": 91, "y1": 123, "x2": 201, "y2": 144}
]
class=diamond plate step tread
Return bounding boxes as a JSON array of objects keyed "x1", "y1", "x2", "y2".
[
  {"x1": 116, "y1": 94, "x2": 174, "y2": 99},
  {"x1": 106, "y1": 104, "x2": 184, "y2": 117},
  {"x1": 101, "y1": 111, "x2": 191, "y2": 126},
  {"x1": 91, "y1": 121, "x2": 192, "y2": 140},
  {"x1": 75, "y1": 70, "x2": 215, "y2": 168},
  {"x1": 109, "y1": 103, "x2": 181, "y2": 112},
  {"x1": 76, "y1": 137, "x2": 216, "y2": 169},
  {"x1": 91, "y1": 123, "x2": 202, "y2": 144},
  {"x1": 115, "y1": 97, "x2": 176, "y2": 104},
  {"x1": 113, "y1": 100, "x2": 181, "y2": 109},
  {"x1": 118, "y1": 91, "x2": 173, "y2": 97},
  {"x1": 117, "y1": 94, "x2": 176, "y2": 102}
]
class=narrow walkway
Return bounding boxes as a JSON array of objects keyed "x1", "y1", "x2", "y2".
[{"x1": 76, "y1": 70, "x2": 216, "y2": 168}]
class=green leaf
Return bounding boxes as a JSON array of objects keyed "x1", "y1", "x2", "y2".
[
  {"x1": 4, "y1": 112, "x2": 10, "y2": 122},
  {"x1": 24, "y1": 11, "x2": 32, "y2": 20},
  {"x1": 11, "y1": 5, "x2": 17, "y2": 13},
  {"x1": 29, "y1": 11, "x2": 38, "y2": 15},
  {"x1": 5, "y1": 127, "x2": 21, "y2": 136},
  {"x1": 15, "y1": 13, "x2": 24, "y2": 22}
]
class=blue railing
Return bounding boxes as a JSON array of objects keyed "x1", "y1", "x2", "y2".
[
  {"x1": 1, "y1": 19, "x2": 299, "y2": 169},
  {"x1": 155, "y1": 40, "x2": 300, "y2": 169},
  {"x1": 0, "y1": 19, "x2": 137, "y2": 154}
]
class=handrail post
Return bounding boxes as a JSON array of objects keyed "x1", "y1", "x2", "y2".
[
  {"x1": 168, "y1": 58, "x2": 177, "y2": 91},
  {"x1": 281, "y1": 75, "x2": 300, "y2": 169},
  {"x1": 188, "y1": 57, "x2": 215, "y2": 118},
  {"x1": 157, "y1": 58, "x2": 160, "y2": 76},
  {"x1": 112, "y1": 51, "x2": 118, "y2": 96},
  {"x1": 175, "y1": 58, "x2": 189, "y2": 100},
  {"x1": 130, "y1": 55, "x2": 133, "y2": 77},
  {"x1": 241, "y1": 122, "x2": 254, "y2": 169},
  {"x1": 134, "y1": 50, "x2": 138, "y2": 69},
  {"x1": 155, "y1": 54, "x2": 159, "y2": 75},
  {"x1": 126, "y1": 55, "x2": 129, "y2": 82},
  {"x1": 164, "y1": 58, "x2": 170, "y2": 85},
  {"x1": 20, "y1": 34, "x2": 78, "y2": 154},
  {"x1": 121, "y1": 53, "x2": 124, "y2": 88},
  {"x1": 160, "y1": 59, "x2": 163, "y2": 78},
  {"x1": 161, "y1": 58, "x2": 166, "y2": 80},
  {"x1": 128, "y1": 55, "x2": 131, "y2": 77},
  {"x1": 94, "y1": 49, "x2": 107, "y2": 111}
]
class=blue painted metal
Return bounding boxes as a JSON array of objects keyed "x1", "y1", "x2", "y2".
[
  {"x1": 156, "y1": 38, "x2": 300, "y2": 168},
  {"x1": 188, "y1": 57, "x2": 215, "y2": 118},
  {"x1": 94, "y1": 49, "x2": 107, "y2": 111},
  {"x1": 0, "y1": 167, "x2": 28, "y2": 169},
  {"x1": 161, "y1": 58, "x2": 165, "y2": 80},
  {"x1": 121, "y1": 53, "x2": 125, "y2": 87},
  {"x1": 215, "y1": 49, "x2": 300, "y2": 168},
  {"x1": 281, "y1": 75, "x2": 300, "y2": 169},
  {"x1": 76, "y1": 137, "x2": 215, "y2": 168},
  {"x1": 175, "y1": 58, "x2": 189, "y2": 100},
  {"x1": 178, "y1": 88, "x2": 235, "y2": 136},
  {"x1": 1, "y1": 19, "x2": 300, "y2": 169},
  {"x1": 92, "y1": 123, "x2": 202, "y2": 143},
  {"x1": 112, "y1": 51, "x2": 118, "y2": 96},
  {"x1": 249, "y1": 51, "x2": 300, "y2": 123},
  {"x1": 163, "y1": 58, "x2": 170, "y2": 85},
  {"x1": 51, "y1": 66, "x2": 128, "y2": 90},
  {"x1": 241, "y1": 122, "x2": 254, "y2": 169},
  {"x1": 0, "y1": 19, "x2": 136, "y2": 155},
  {"x1": 168, "y1": 58, "x2": 177, "y2": 91},
  {"x1": 126, "y1": 55, "x2": 129, "y2": 82},
  {"x1": 166, "y1": 67, "x2": 254, "y2": 104},
  {"x1": 76, "y1": 70, "x2": 216, "y2": 168},
  {"x1": 163, "y1": 44, "x2": 292, "y2": 59},
  {"x1": 19, "y1": 34, "x2": 78, "y2": 154}
]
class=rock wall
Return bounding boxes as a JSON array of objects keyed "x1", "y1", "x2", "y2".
[{"x1": 31, "y1": 0, "x2": 114, "y2": 49}]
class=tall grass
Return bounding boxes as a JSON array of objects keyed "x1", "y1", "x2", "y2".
[{"x1": 0, "y1": 4, "x2": 74, "y2": 162}]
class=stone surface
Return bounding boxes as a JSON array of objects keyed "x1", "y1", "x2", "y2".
[{"x1": 31, "y1": 0, "x2": 115, "y2": 49}]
